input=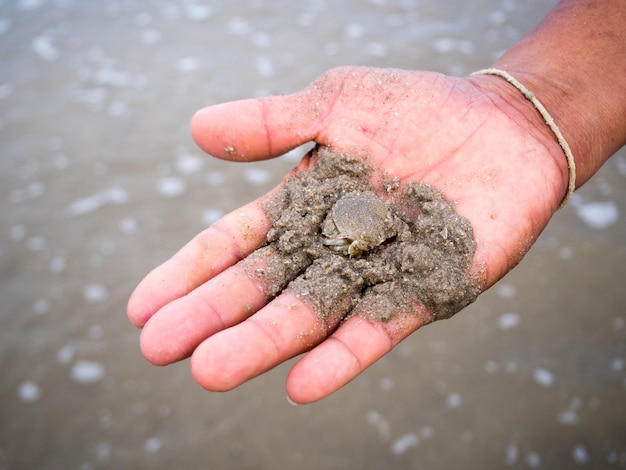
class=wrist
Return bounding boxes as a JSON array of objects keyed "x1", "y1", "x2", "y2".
[
  {"x1": 467, "y1": 73, "x2": 571, "y2": 210},
  {"x1": 487, "y1": 0, "x2": 626, "y2": 189},
  {"x1": 471, "y1": 69, "x2": 576, "y2": 208}
]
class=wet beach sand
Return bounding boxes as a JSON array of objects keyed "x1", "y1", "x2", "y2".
[{"x1": 1, "y1": 1, "x2": 625, "y2": 468}]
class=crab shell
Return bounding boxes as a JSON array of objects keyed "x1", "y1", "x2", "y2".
[{"x1": 322, "y1": 191, "x2": 397, "y2": 257}]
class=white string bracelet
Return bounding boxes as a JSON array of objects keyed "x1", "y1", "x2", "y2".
[{"x1": 471, "y1": 68, "x2": 576, "y2": 208}]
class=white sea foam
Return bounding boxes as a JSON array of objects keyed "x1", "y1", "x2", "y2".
[
  {"x1": 558, "y1": 409, "x2": 578, "y2": 426},
  {"x1": 0, "y1": 82, "x2": 13, "y2": 100},
  {"x1": 0, "y1": 18, "x2": 11, "y2": 34},
  {"x1": 504, "y1": 443, "x2": 519, "y2": 465},
  {"x1": 611, "y1": 357, "x2": 624, "y2": 372},
  {"x1": 70, "y1": 359, "x2": 105, "y2": 383},
  {"x1": 366, "y1": 42, "x2": 388, "y2": 58},
  {"x1": 140, "y1": 29, "x2": 161, "y2": 45},
  {"x1": 158, "y1": 176, "x2": 186, "y2": 197},
  {"x1": 18, "y1": 380, "x2": 41, "y2": 403},
  {"x1": 185, "y1": 3, "x2": 213, "y2": 20},
  {"x1": 391, "y1": 433, "x2": 419, "y2": 455},
  {"x1": 255, "y1": 56, "x2": 275, "y2": 78},
  {"x1": 33, "y1": 299, "x2": 49, "y2": 315},
  {"x1": 10, "y1": 224, "x2": 27, "y2": 240},
  {"x1": 49, "y1": 255, "x2": 67, "y2": 273},
  {"x1": 533, "y1": 368, "x2": 555, "y2": 388},
  {"x1": 446, "y1": 392, "x2": 462, "y2": 408},
  {"x1": 572, "y1": 445, "x2": 589, "y2": 464},
  {"x1": 83, "y1": 284, "x2": 109, "y2": 303},
  {"x1": 206, "y1": 171, "x2": 225, "y2": 185},
  {"x1": 496, "y1": 284, "x2": 516, "y2": 299},
  {"x1": 228, "y1": 17, "x2": 252, "y2": 36},
  {"x1": 144, "y1": 437, "x2": 163, "y2": 454},
  {"x1": 119, "y1": 216, "x2": 138, "y2": 234},
  {"x1": 176, "y1": 56, "x2": 199, "y2": 73},
  {"x1": 498, "y1": 312, "x2": 520, "y2": 330},
  {"x1": 57, "y1": 344, "x2": 75, "y2": 365},
  {"x1": 574, "y1": 200, "x2": 619, "y2": 230},
  {"x1": 18, "y1": 0, "x2": 44, "y2": 11},
  {"x1": 67, "y1": 187, "x2": 129, "y2": 216},
  {"x1": 367, "y1": 410, "x2": 390, "y2": 441},
  {"x1": 31, "y1": 35, "x2": 60, "y2": 61},
  {"x1": 526, "y1": 452, "x2": 541, "y2": 468},
  {"x1": 252, "y1": 31, "x2": 272, "y2": 48},
  {"x1": 433, "y1": 38, "x2": 475, "y2": 54},
  {"x1": 27, "y1": 236, "x2": 46, "y2": 251},
  {"x1": 202, "y1": 208, "x2": 224, "y2": 226},
  {"x1": 176, "y1": 153, "x2": 203, "y2": 174},
  {"x1": 243, "y1": 166, "x2": 272, "y2": 185}
]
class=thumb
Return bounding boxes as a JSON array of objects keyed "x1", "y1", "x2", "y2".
[{"x1": 190, "y1": 90, "x2": 322, "y2": 162}]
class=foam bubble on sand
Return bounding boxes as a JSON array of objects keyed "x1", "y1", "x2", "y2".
[
  {"x1": 176, "y1": 56, "x2": 199, "y2": 73},
  {"x1": 0, "y1": 82, "x2": 13, "y2": 100},
  {"x1": 119, "y1": 216, "x2": 138, "y2": 234},
  {"x1": 366, "y1": 42, "x2": 388, "y2": 58},
  {"x1": 558, "y1": 409, "x2": 578, "y2": 426},
  {"x1": 0, "y1": 18, "x2": 11, "y2": 35},
  {"x1": 498, "y1": 312, "x2": 520, "y2": 330},
  {"x1": 433, "y1": 38, "x2": 475, "y2": 54},
  {"x1": 243, "y1": 166, "x2": 272, "y2": 185},
  {"x1": 144, "y1": 437, "x2": 163, "y2": 454},
  {"x1": 572, "y1": 445, "x2": 589, "y2": 464},
  {"x1": 391, "y1": 433, "x2": 419, "y2": 455},
  {"x1": 255, "y1": 56, "x2": 275, "y2": 78},
  {"x1": 367, "y1": 411, "x2": 391, "y2": 441},
  {"x1": 70, "y1": 359, "x2": 105, "y2": 383},
  {"x1": 67, "y1": 187, "x2": 129, "y2": 217},
  {"x1": 228, "y1": 17, "x2": 252, "y2": 36},
  {"x1": 31, "y1": 35, "x2": 60, "y2": 61},
  {"x1": 158, "y1": 176, "x2": 186, "y2": 198},
  {"x1": 18, "y1": 0, "x2": 44, "y2": 10},
  {"x1": 252, "y1": 32, "x2": 272, "y2": 48},
  {"x1": 205, "y1": 171, "x2": 225, "y2": 186},
  {"x1": 574, "y1": 200, "x2": 619, "y2": 230},
  {"x1": 140, "y1": 29, "x2": 161, "y2": 45},
  {"x1": 504, "y1": 443, "x2": 519, "y2": 465},
  {"x1": 49, "y1": 255, "x2": 67, "y2": 273},
  {"x1": 533, "y1": 368, "x2": 554, "y2": 388},
  {"x1": 57, "y1": 344, "x2": 75, "y2": 365},
  {"x1": 526, "y1": 452, "x2": 541, "y2": 468},
  {"x1": 176, "y1": 153, "x2": 203, "y2": 174},
  {"x1": 83, "y1": 283, "x2": 109, "y2": 303},
  {"x1": 18, "y1": 380, "x2": 41, "y2": 403},
  {"x1": 446, "y1": 392, "x2": 462, "y2": 408},
  {"x1": 33, "y1": 299, "x2": 49, "y2": 315},
  {"x1": 185, "y1": 3, "x2": 213, "y2": 20},
  {"x1": 496, "y1": 284, "x2": 516, "y2": 299},
  {"x1": 10, "y1": 224, "x2": 27, "y2": 240},
  {"x1": 202, "y1": 208, "x2": 224, "y2": 226},
  {"x1": 611, "y1": 357, "x2": 624, "y2": 372}
]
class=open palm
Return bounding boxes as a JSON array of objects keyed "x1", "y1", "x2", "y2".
[{"x1": 127, "y1": 66, "x2": 568, "y2": 403}]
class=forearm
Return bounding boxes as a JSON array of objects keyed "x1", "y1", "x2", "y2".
[{"x1": 492, "y1": 0, "x2": 626, "y2": 188}]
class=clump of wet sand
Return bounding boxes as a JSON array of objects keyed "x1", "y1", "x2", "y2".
[{"x1": 243, "y1": 146, "x2": 479, "y2": 330}]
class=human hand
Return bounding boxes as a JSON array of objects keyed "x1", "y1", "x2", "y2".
[{"x1": 127, "y1": 66, "x2": 569, "y2": 403}]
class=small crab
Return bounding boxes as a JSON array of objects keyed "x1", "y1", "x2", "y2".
[{"x1": 322, "y1": 191, "x2": 398, "y2": 257}]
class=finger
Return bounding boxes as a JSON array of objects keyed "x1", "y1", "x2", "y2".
[
  {"x1": 190, "y1": 91, "x2": 321, "y2": 162},
  {"x1": 286, "y1": 307, "x2": 431, "y2": 404},
  {"x1": 189, "y1": 292, "x2": 338, "y2": 392},
  {"x1": 138, "y1": 261, "x2": 268, "y2": 366},
  {"x1": 127, "y1": 196, "x2": 272, "y2": 328}
]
